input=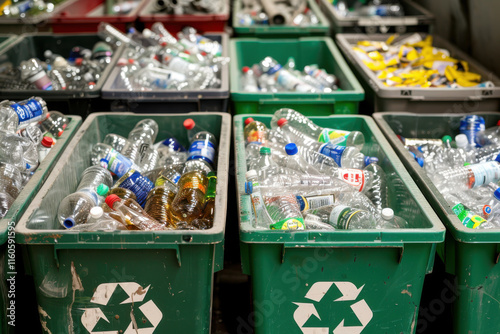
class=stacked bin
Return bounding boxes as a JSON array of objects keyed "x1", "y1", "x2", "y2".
[
  {"x1": 138, "y1": 0, "x2": 230, "y2": 33},
  {"x1": 230, "y1": 37, "x2": 364, "y2": 115},
  {"x1": 373, "y1": 111, "x2": 500, "y2": 334},
  {"x1": 102, "y1": 33, "x2": 230, "y2": 113},
  {"x1": 50, "y1": 0, "x2": 148, "y2": 33},
  {"x1": 15, "y1": 112, "x2": 230, "y2": 333},
  {"x1": 232, "y1": 0, "x2": 330, "y2": 38},
  {"x1": 0, "y1": 33, "x2": 123, "y2": 118},
  {"x1": 234, "y1": 114, "x2": 446, "y2": 333},
  {"x1": 0, "y1": 115, "x2": 82, "y2": 334},
  {"x1": 336, "y1": 33, "x2": 500, "y2": 113},
  {"x1": 318, "y1": 0, "x2": 434, "y2": 34}
]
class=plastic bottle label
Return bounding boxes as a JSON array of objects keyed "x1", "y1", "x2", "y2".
[
  {"x1": 10, "y1": 99, "x2": 44, "y2": 126},
  {"x1": 452, "y1": 203, "x2": 486, "y2": 229},
  {"x1": 297, "y1": 194, "x2": 335, "y2": 211},
  {"x1": 105, "y1": 149, "x2": 134, "y2": 178},
  {"x1": 249, "y1": 181, "x2": 268, "y2": 228},
  {"x1": 188, "y1": 140, "x2": 216, "y2": 166},
  {"x1": 469, "y1": 161, "x2": 500, "y2": 188},
  {"x1": 270, "y1": 217, "x2": 305, "y2": 230},
  {"x1": 118, "y1": 171, "x2": 153, "y2": 207},
  {"x1": 318, "y1": 128, "x2": 349, "y2": 145},
  {"x1": 267, "y1": 64, "x2": 282, "y2": 75},
  {"x1": 329, "y1": 205, "x2": 361, "y2": 229},
  {"x1": 78, "y1": 188, "x2": 99, "y2": 206},
  {"x1": 338, "y1": 169, "x2": 365, "y2": 192},
  {"x1": 459, "y1": 116, "x2": 485, "y2": 148},
  {"x1": 319, "y1": 144, "x2": 346, "y2": 167},
  {"x1": 27, "y1": 70, "x2": 53, "y2": 90}
]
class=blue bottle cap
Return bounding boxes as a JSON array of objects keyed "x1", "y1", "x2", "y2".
[
  {"x1": 417, "y1": 146, "x2": 424, "y2": 153},
  {"x1": 285, "y1": 143, "x2": 298, "y2": 155},
  {"x1": 128, "y1": 27, "x2": 137, "y2": 34},
  {"x1": 295, "y1": 195, "x2": 306, "y2": 212},
  {"x1": 173, "y1": 175, "x2": 181, "y2": 184},
  {"x1": 494, "y1": 188, "x2": 500, "y2": 201},
  {"x1": 162, "y1": 137, "x2": 186, "y2": 152},
  {"x1": 99, "y1": 158, "x2": 109, "y2": 168},
  {"x1": 483, "y1": 205, "x2": 492, "y2": 215},
  {"x1": 245, "y1": 181, "x2": 253, "y2": 195},
  {"x1": 416, "y1": 157, "x2": 424, "y2": 167},
  {"x1": 63, "y1": 217, "x2": 75, "y2": 229},
  {"x1": 364, "y1": 156, "x2": 378, "y2": 166}
]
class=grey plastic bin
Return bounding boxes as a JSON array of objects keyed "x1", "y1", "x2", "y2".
[
  {"x1": 101, "y1": 33, "x2": 230, "y2": 113},
  {"x1": 319, "y1": 0, "x2": 434, "y2": 34},
  {"x1": 336, "y1": 33, "x2": 500, "y2": 113}
]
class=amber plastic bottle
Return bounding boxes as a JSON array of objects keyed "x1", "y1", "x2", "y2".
[
  {"x1": 191, "y1": 172, "x2": 217, "y2": 230},
  {"x1": 171, "y1": 171, "x2": 208, "y2": 223},
  {"x1": 105, "y1": 195, "x2": 165, "y2": 231},
  {"x1": 98, "y1": 184, "x2": 137, "y2": 213},
  {"x1": 144, "y1": 184, "x2": 177, "y2": 228}
]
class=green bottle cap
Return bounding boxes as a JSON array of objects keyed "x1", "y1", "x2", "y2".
[
  {"x1": 259, "y1": 147, "x2": 271, "y2": 155},
  {"x1": 464, "y1": 162, "x2": 471, "y2": 166},
  {"x1": 97, "y1": 184, "x2": 109, "y2": 196},
  {"x1": 442, "y1": 135, "x2": 453, "y2": 143}
]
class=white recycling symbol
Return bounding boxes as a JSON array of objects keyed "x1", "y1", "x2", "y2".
[
  {"x1": 81, "y1": 282, "x2": 163, "y2": 334},
  {"x1": 293, "y1": 281, "x2": 373, "y2": 334}
]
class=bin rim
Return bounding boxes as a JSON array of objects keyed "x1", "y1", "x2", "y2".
[
  {"x1": 15, "y1": 111, "x2": 231, "y2": 246},
  {"x1": 0, "y1": 32, "x2": 124, "y2": 100},
  {"x1": 320, "y1": 0, "x2": 435, "y2": 28},
  {"x1": 336, "y1": 33, "x2": 500, "y2": 101},
  {"x1": 101, "y1": 32, "x2": 229, "y2": 101},
  {"x1": 0, "y1": 115, "x2": 82, "y2": 245},
  {"x1": 229, "y1": 36, "x2": 365, "y2": 102},
  {"x1": 138, "y1": 0, "x2": 230, "y2": 21},
  {"x1": 232, "y1": 0, "x2": 330, "y2": 36},
  {"x1": 234, "y1": 113, "x2": 446, "y2": 245},
  {"x1": 373, "y1": 111, "x2": 500, "y2": 244},
  {"x1": 49, "y1": 0, "x2": 148, "y2": 23}
]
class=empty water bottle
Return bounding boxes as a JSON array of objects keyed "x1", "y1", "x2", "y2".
[{"x1": 0, "y1": 97, "x2": 48, "y2": 133}]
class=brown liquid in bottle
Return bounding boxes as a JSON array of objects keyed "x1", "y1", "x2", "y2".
[
  {"x1": 171, "y1": 171, "x2": 208, "y2": 224},
  {"x1": 144, "y1": 186, "x2": 176, "y2": 228},
  {"x1": 102, "y1": 187, "x2": 137, "y2": 213}
]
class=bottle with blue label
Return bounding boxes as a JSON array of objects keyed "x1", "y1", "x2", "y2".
[
  {"x1": 184, "y1": 119, "x2": 218, "y2": 167},
  {"x1": 100, "y1": 149, "x2": 142, "y2": 177},
  {"x1": 459, "y1": 115, "x2": 485, "y2": 148},
  {"x1": 57, "y1": 166, "x2": 113, "y2": 229},
  {"x1": 0, "y1": 97, "x2": 48, "y2": 133},
  {"x1": 114, "y1": 170, "x2": 154, "y2": 208}
]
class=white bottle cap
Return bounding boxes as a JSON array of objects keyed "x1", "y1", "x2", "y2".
[
  {"x1": 53, "y1": 56, "x2": 68, "y2": 68},
  {"x1": 455, "y1": 134, "x2": 468, "y2": 148},
  {"x1": 90, "y1": 206, "x2": 104, "y2": 219},
  {"x1": 381, "y1": 208, "x2": 394, "y2": 220},
  {"x1": 142, "y1": 28, "x2": 153, "y2": 38},
  {"x1": 245, "y1": 170, "x2": 257, "y2": 179}
]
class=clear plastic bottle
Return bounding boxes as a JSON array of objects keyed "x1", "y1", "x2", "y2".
[
  {"x1": 459, "y1": 115, "x2": 485, "y2": 148},
  {"x1": 244, "y1": 117, "x2": 268, "y2": 144},
  {"x1": 185, "y1": 122, "x2": 218, "y2": 167},
  {"x1": 451, "y1": 202, "x2": 487, "y2": 229},
  {"x1": 377, "y1": 208, "x2": 408, "y2": 228},
  {"x1": 20, "y1": 58, "x2": 53, "y2": 91},
  {"x1": 138, "y1": 147, "x2": 160, "y2": 172},
  {"x1": 258, "y1": 57, "x2": 315, "y2": 92},
  {"x1": 105, "y1": 194, "x2": 165, "y2": 231},
  {"x1": 476, "y1": 120, "x2": 500, "y2": 147},
  {"x1": 245, "y1": 169, "x2": 275, "y2": 228},
  {"x1": 99, "y1": 147, "x2": 142, "y2": 177},
  {"x1": 18, "y1": 125, "x2": 43, "y2": 146},
  {"x1": 38, "y1": 111, "x2": 69, "y2": 138},
  {"x1": 103, "y1": 133, "x2": 129, "y2": 152},
  {"x1": 183, "y1": 159, "x2": 213, "y2": 175},
  {"x1": 151, "y1": 22, "x2": 184, "y2": 49},
  {"x1": 303, "y1": 65, "x2": 338, "y2": 89},
  {"x1": 157, "y1": 139, "x2": 187, "y2": 166},
  {"x1": 271, "y1": 108, "x2": 365, "y2": 149},
  {"x1": 283, "y1": 143, "x2": 322, "y2": 175},
  {"x1": 180, "y1": 26, "x2": 223, "y2": 57},
  {"x1": 432, "y1": 160, "x2": 500, "y2": 193},
  {"x1": 154, "y1": 165, "x2": 183, "y2": 186},
  {"x1": 57, "y1": 166, "x2": 113, "y2": 228},
  {"x1": 98, "y1": 22, "x2": 140, "y2": 48},
  {"x1": 454, "y1": 134, "x2": 477, "y2": 164},
  {"x1": 0, "y1": 130, "x2": 39, "y2": 173},
  {"x1": 364, "y1": 163, "x2": 388, "y2": 213},
  {"x1": 255, "y1": 147, "x2": 279, "y2": 180},
  {"x1": 171, "y1": 170, "x2": 209, "y2": 223},
  {"x1": 241, "y1": 66, "x2": 259, "y2": 92},
  {"x1": 335, "y1": 191, "x2": 379, "y2": 216},
  {"x1": 303, "y1": 204, "x2": 377, "y2": 229},
  {"x1": 121, "y1": 119, "x2": 159, "y2": 164},
  {"x1": 0, "y1": 162, "x2": 23, "y2": 217},
  {"x1": 38, "y1": 137, "x2": 53, "y2": 163},
  {"x1": 0, "y1": 97, "x2": 48, "y2": 133},
  {"x1": 260, "y1": 188, "x2": 305, "y2": 230},
  {"x1": 70, "y1": 206, "x2": 127, "y2": 231}
]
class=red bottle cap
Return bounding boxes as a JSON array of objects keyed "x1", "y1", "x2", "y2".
[
  {"x1": 183, "y1": 118, "x2": 195, "y2": 130},
  {"x1": 41, "y1": 136, "x2": 53, "y2": 148},
  {"x1": 244, "y1": 117, "x2": 254, "y2": 126},
  {"x1": 497, "y1": 120, "x2": 500, "y2": 126},
  {"x1": 105, "y1": 194, "x2": 121, "y2": 209},
  {"x1": 277, "y1": 118, "x2": 288, "y2": 127},
  {"x1": 161, "y1": 41, "x2": 168, "y2": 47},
  {"x1": 75, "y1": 58, "x2": 83, "y2": 66},
  {"x1": 242, "y1": 66, "x2": 250, "y2": 74},
  {"x1": 57, "y1": 130, "x2": 64, "y2": 137},
  {"x1": 128, "y1": 58, "x2": 135, "y2": 64}
]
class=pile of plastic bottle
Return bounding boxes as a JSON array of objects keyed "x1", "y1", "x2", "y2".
[
  {"x1": 241, "y1": 57, "x2": 338, "y2": 92},
  {"x1": 237, "y1": 0, "x2": 319, "y2": 26},
  {"x1": 403, "y1": 115, "x2": 500, "y2": 229},
  {"x1": 352, "y1": 33, "x2": 495, "y2": 88},
  {"x1": 101, "y1": 22, "x2": 228, "y2": 91},
  {"x1": 152, "y1": 0, "x2": 225, "y2": 14},
  {"x1": 0, "y1": 38, "x2": 115, "y2": 91},
  {"x1": 243, "y1": 108, "x2": 409, "y2": 230},
  {"x1": 332, "y1": 0, "x2": 404, "y2": 17},
  {"x1": 0, "y1": 97, "x2": 69, "y2": 218},
  {"x1": 1, "y1": 0, "x2": 65, "y2": 18},
  {"x1": 57, "y1": 117, "x2": 218, "y2": 231}
]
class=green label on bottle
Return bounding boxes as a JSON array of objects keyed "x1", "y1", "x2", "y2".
[
  {"x1": 318, "y1": 128, "x2": 349, "y2": 145},
  {"x1": 270, "y1": 217, "x2": 305, "y2": 230},
  {"x1": 452, "y1": 203, "x2": 486, "y2": 229}
]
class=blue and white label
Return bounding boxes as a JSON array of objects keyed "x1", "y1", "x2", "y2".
[
  {"x1": 118, "y1": 171, "x2": 153, "y2": 207},
  {"x1": 188, "y1": 140, "x2": 216, "y2": 166},
  {"x1": 10, "y1": 99, "x2": 44, "y2": 126},
  {"x1": 319, "y1": 144, "x2": 346, "y2": 167},
  {"x1": 104, "y1": 149, "x2": 134, "y2": 178},
  {"x1": 459, "y1": 115, "x2": 485, "y2": 148},
  {"x1": 470, "y1": 161, "x2": 500, "y2": 188}
]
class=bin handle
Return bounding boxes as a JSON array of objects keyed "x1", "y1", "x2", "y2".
[
  {"x1": 281, "y1": 242, "x2": 404, "y2": 264},
  {"x1": 53, "y1": 243, "x2": 182, "y2": 268}
]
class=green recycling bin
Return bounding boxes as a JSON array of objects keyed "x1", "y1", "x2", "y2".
[
  {"x1": 373, "y1": 111, "x2": 500, "y2": 334},
  {"x1": 0, "y1": 114, "x2": 82, "y2": 334},
  {"x1": 15, "y1": 112, "x2": 230, "y2": 333},
  {"x1": 230, "y1": 37, "x2": 364, "y2": 116},
  {"x1": 234, "y1": 114, "x2": 445, "y2": 333}
]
